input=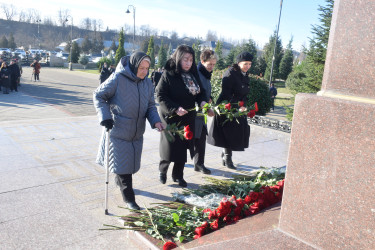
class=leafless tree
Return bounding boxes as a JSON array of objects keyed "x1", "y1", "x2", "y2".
[
  {"x1": 124, "y1": 24, "x2": 131, "y2": 34},
  {"x1": 92, "y1": 19, "x2": 97, "y2": 32},
  {"x1": 205, "y1": 30, "x2": 217, "y2": 41},
  {"x1": 57, "y1": 8, "x2": 70, "y2": 27},
  {"x1": 18, "y1": 9, "x2": 26, "y2": 22},
  {"x1": 32, "y1": 10, "x2": 41, "y2": 23},
  {"x1": 1, "y1": 3, "x2": 17, "y2": 21},
  {"x1": 160, "y1": 30, "x2": 169, "y2": 38},
  {"x1": 80, "y1": 17, "x2": 92, "y2": 30},
  {"x1": 43, "y1": 16, "x2": 55, "y2": 26},
  {"x1": 170, "y1": 31, "x2": 178, "y2": 40},
  {"x1": 97, "y1": 19, "x2": 103, "y2": 31}
]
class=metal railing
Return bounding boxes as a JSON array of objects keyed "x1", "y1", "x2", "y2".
[{"x1": 248, "y1": 115, "x2": 292, "y2": 133}]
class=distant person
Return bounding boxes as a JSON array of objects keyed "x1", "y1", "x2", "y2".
[
  {"x1": 151, "y1": 68, "x2": 162, "y2": 88},
  {"x1": 193, "y1": 49, "x2": 217, "y2": 174},
  {"x1": 1, "y1": 62, "x2": 11, "y2": 94},
  {"x1": 109, "y1": 64, "x2": 116, "y2": 75},
  {"x1": 99, "y1": 62, "x2": 111, "y2": 84},
  {"x1": 269, "y1": 83, "x2": 278, "y2": 111},
  {"x1": 9, "y1": 59, "x2": 21, "y2": 92},
  {"x1": 30, "y1": 59, "x2": 41, "y2": 82},
  {"x1": 93, "y1": 52, "x2": 164, "y2": 210},
  {"x1": 15, "y1": 58, "x2": 23, "y2": 86}
]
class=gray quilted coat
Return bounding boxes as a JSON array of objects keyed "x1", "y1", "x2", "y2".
[{"x1": 93, "y1": 56, "x2": 161, "y2": 174}]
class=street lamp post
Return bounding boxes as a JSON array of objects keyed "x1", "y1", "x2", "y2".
[
  {"x1": 126, "y1": 5, "x2": 136, "y2": 52},
  {"x1": 269, "y1": 0, "x2": 283, "y2": 87},
  {"x1": 36, "y1": 19, "x2": 41, "y2": 49},
  {"x1": 65, "y1": 16, "x2": 73, "y2": 71}
]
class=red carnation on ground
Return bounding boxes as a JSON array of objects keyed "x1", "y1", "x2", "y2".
[
  {"x1": 247, "y1": 109, "x2": 256, "y2": 118},
  {"x1": 184, "y1": 130, "x2": 193, "y2": 140},
  {"x1": 217, "y1": 199, "x2": 232, "y2": 217},
  {"x1": 238, "y1": 101, "x2": 245, "y2": 107},
  {"x1": 210, "y1": 219, "x2": 219, "y2": 230},
  {"x1": 194, "y1": 226, "x2": 206, "y2": 238},
  {"x1": 163, "y1": 241, "x2": 177, "y2": 250},
  {"x1": 254, "y1": 102, "x2": 259, "y2": 112},
  {"x1": 224, "y1": 103, "x2": 231, "y2": 110},
  {"x1": 249, "y1": 205, "x2": 260, "y2": 215}
]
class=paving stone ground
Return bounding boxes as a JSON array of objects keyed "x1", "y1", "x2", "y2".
[{"x1": 0, "y1": 67, "x2": 290, "y2": 249}]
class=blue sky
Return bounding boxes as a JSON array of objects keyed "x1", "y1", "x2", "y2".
[{"x1": 2, "y1": 0, "x2": 328, "y2": 51}]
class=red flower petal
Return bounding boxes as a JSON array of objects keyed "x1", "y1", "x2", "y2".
[
  {"x1": 184, "y1": 125, "x2": 190, "y2": 132},
  {"x1": 184, "y1": 131, "x2": 193, "y2": 140},
  {"x1": 239, "y1": 101, "x2": 245, "y2": 107},
  {"x1": 224, "y1": 103, "x2": 231, "y2": 110},
  {"x1": 247, "y1": 110, "x2": 256, "y2": 118},
  {"x1": 163, "y1": 241, "x2": 177, "y2": 250},
  {"x1": 254, "y1": 102, "x2": 259, "y2": 112}
]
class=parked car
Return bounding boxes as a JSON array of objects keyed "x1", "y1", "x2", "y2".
[
  {"x1": 90, "y1": 53, "x2": 102, "y2": 63},
  {"x1": 13, "y1": 49, "x2": 26, "y2": 59},
  {"x1": 0, "y1": 48, "x2": 12, "y2": 57},
  {"x1": 56, "y1": 51, "x2": 69, "y2": 60}
]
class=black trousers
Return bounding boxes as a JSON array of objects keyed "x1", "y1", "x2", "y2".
[
  {"x1": 159, "y1": 160, "x2": 185, "y2": 179},
  {"x1": 10, "y1": 80, "x2": 18, "y2": 91},
  {"x1": 34, "y1": 73, "x2": 39, "y2": 81},
  {"x1": 115, "y1": 174, "x2": 135, "y2": 203},
  {"x1": 194, "y1": 126, "x2": 207, "y2": 165}
]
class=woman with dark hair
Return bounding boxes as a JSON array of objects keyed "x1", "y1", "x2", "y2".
[
  {"x1": 93, "y1": 52, "x2": 164, "y2": 210},
  {"x1": 1, "y1": 62, "x2": 11, "y2": 94},
  {"x1": 156, "y1": 45, "x2": 210, "y2": 187},
  {"x1": 99, "y1": 62, "x2": 111, "y2": 84},
  {"x1": 207, "y1": 51, "x2": 253, "y2": 170}
]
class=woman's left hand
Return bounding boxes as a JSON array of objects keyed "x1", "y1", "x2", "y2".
[
  {"x1": 207, "y1": 109, "x2": 215, "y2": 117},
  {"x1": 239, "y1": 106, "x2": 247, "y2": 112},
  {"x1": 154, "y1": 122, "x2": 166, "y2": 132}
]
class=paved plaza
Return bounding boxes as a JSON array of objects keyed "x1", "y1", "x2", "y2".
[{"x1": 0, "y1": 67, "x2": 290, "y2": 249}]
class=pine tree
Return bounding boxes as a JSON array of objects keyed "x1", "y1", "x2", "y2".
[
  {"x1": 69, "y1": 41, "x2": 80, "y2": 63},
  {"x1": 115, "y1": 28, "x2": 126, "y2": 66},
  {"x1": 279, "y1": 37, "x2": 294, "y2": 80},
  {"x1": 263, "y1": 31, "x2": 284, "y2": 81},
  {"x1": 0, "y1": 35, "x2": 9, "y2": 48},
  {"x1": 192, "y1": 39, "x2": 201, "y2": 64},
  {"x1": 167, "y1": 43, "x2": 172, "y2": 57},
  {"x1": 8, "y1": 33, "x2": 16, "y2": 50},
  {"x1": 157, "y1": 40, "x2": 167, "y2": 69},
  {"x1": 214, "y1": 41, "x2": 225, "y2": 70},
  {"x1": 141, "y1": 38, "x2": 149, "y2": 53},
  {"x1": 286, "y1": 0, "x2": 334, "y2": 93},
  {"x1": 225, "y1": 46, "x2": 237, "y2": 67},
  {"x1": 239, "y1": 38, "x2": 258, "y2": 75},
  {"x1": 109, "y1": 40, "x2": 117, "y2": 53},
  {"x1": 147, "y1": 36, "x2": 155, "y2": 68},
  {"x1": 81, "y1": 36, "x2": 92, "y2": 54}
]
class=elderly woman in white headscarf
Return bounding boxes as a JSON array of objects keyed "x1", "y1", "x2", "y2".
[{"x1": 93, "y1": 52, "x2": 164, "y2": 210}]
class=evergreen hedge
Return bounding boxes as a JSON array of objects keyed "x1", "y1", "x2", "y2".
[{"x1": 211, "y1": 69, "x2": 271, "y2": 116}]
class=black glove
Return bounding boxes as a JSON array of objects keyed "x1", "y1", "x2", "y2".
[{"x1": 100, "y1": 119, "x2": 114, "y2": 131}]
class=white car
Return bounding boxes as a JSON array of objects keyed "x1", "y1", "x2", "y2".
[
  {"x1": 13, "y1": 49, "x2": 26, "y2": 58},
  {"x1": 56, "y1": 51, "x2": 69, "y2": 60},
  {"x1": 0, "y1": 48, "x2": 11, "y2": 55}
]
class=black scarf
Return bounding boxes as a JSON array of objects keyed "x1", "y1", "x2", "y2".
[{"x1": 198, "y1": 62, "x2": 212, "y2": 80}]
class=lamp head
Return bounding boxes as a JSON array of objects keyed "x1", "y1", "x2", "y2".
[{"x1": 126, "y1": 9, "x2": 130, "y2": 13}]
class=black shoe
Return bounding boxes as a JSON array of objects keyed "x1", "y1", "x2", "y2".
[
  {"x1": 194, "y1": 164, "x2": 211, "y2": 174},
  {"x1": 126, "y1": 201, "x2": 141, "y2": 210},
  {"x1": 172, "y1": 177, "x2": 187, "y2": 187},
  {"x1": 159, "y1": 172, "x2": 167, "y2": 184}
]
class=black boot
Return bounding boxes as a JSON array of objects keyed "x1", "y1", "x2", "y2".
[
  {"x1": 159, "y1": 172, "x2": 167, "y2": 184},
  {"x1": 222, "y1": 149, "x2": 236, "y2": 170},
  {"x1": 194, "y1": 164, "x2": 211, "y2": 174},
  {"x1": 126, "y1": 201, "x2": 141, "y2": 210},
  {"x1": 172, "y1": 177, "x2": 187, "y2": 187}
]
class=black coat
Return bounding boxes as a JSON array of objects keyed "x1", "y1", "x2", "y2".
[
  {"x1": 1, "y1": 67, "x2": 11, "y2": 88},
  {"x1": 99, "y1": 67, "x2": 111, "y2": 83},
  {"x1": 156, "y1": 59, "x2": 207, "y2": 162},
  {"x1": 207, "y1": 66, "x2": 250, "y2": 151}
]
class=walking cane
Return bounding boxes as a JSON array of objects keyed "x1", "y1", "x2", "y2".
[{"x1": 104, "y1": 128, "x2": 110, "y2": 215}]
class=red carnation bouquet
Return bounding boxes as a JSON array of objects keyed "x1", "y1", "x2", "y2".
[
  {"x1": 164, "y1": 123, "x2": 193, "y2": 142},
  {"x1": 213, "y1": 101, "x2": 259, "y2": 125}
]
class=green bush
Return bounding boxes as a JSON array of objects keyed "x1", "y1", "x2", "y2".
[
  {"x1": 78, "y1": 55, "x2": 89, "y2": 69},
  {"x1": 211, "y1": 69, "x2": 271, "y2": 115}
]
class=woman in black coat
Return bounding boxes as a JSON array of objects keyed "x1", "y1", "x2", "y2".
[
  {"x1": 99, "y1": 62, "x2": 111, "y2": 84},
  {"x1": 207, "y1": 51, "x2": 253, "y2": 169},
  {"x1": 1, "y1": 62, "x2": 11, "y2": 94},
  {"x1": 156, "y1": 45, "x2": 209, "y2": 187}
]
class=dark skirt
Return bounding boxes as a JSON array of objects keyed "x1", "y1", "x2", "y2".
[{"x1": 207, "y1": 114, "x2": 250, "y2": 151}]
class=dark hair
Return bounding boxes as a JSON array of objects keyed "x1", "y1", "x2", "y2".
[
  {"x1": 171, "y1": 45, "x2": 196, "y2": 74},
  {"x1": 200, "y1": 49, "x2": 218, "y2": 62}
]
